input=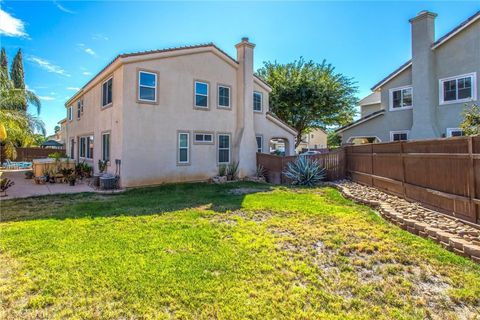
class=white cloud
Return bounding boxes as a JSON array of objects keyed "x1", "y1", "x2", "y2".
[
  {"x1": 77, "y1": 43, "x2": 96, "y2": 56},
  {"x1": 66, "y1": 87, "x2": 80, "y2": 91},
  {"x1": 53, "y1": 1, "x2": 75, "y2": 14},
  {"x1": 27, "y1": 56, "x2": 70, "y2": 77},
  {"x1": 92, "y1": 33, "x2": 109, "y2": 41},
  {"x1": 84, "y1": 48, "x2": 95, "y2": 56},
  {"x1": 0, "y1": 8, "x2": 28, "y2": 37},
  {"x1": 82, "y1": 71, "x2": 92, "y2": 76},
  {"x1": 38, "y1": 96, "x2": 55, "y2": 101}
]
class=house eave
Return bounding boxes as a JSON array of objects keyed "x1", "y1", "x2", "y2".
[{"x1": 335, "y1": 110, "x2": 386, "y2": 134}]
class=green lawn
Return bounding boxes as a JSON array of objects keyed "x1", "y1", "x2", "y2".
[{"x1": 1, "y1": 182, "x2": 479, "y2": 319}]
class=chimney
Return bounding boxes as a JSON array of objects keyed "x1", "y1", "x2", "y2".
[
  {"x1": 409, "y1": 10, "x2": 439, "y2": 139},
  {"x1": 233, "y1": 37, "x2": 257, "y2": 177}
]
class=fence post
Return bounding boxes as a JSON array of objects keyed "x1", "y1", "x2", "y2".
[
  {"x1": 467, "y1": 137, "x2": 476, "y2": 222},
  {"x1": 401, "y1": 141, "x2": 407, "y2": 199}
]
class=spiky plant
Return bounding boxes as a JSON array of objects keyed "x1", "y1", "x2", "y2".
[
  {"x1": 283, "y1": 156, "x2": 326, "y2": 186},
  {"x1": 256, "y1": 165, "x2": 267, "y2": 178},
  {"x1": 226, "y1": 161, "x2": 239, "y2": 180}
]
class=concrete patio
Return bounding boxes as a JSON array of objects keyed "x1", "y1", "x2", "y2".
[{"x1": 0, "y1": 170, "x2": 94, "y2": 200}]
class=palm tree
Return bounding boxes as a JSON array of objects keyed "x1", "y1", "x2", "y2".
[{"x1": 0, "y1": 68, "x2": 44, "y2": 159}]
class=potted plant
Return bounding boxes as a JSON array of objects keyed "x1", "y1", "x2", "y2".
[
  {"x1": 66, "y1": 173, "x2": 77, "y2": 186},
  {"x1": 60, "y1": 168, "x2": 74, "y2": 183},
  {"x1": 0, "y1": 178, "x2": 14, "y2": 197},
  {"x1": 24, "y1": 170, "x2": 34, "y2": 179}
]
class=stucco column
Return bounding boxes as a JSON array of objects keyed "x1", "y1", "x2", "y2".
[
  {"x1": 409, "y1": 11, "x2": 439, "y2": 139},
  {"x1": 234, "y1": 38, "x2": 257, "y2": 177}
]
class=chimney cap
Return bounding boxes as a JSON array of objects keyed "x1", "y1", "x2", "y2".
[{"x1": 409, "y1": 10, "x2": 437, "y2": 22}]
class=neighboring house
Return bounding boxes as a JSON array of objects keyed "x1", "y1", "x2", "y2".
[
  {"x1": 46, "y1": 118, "x2": 67, "y2": 145},
  {"x1": 64, "y1": 38, "x2": 297, "y2": 187},
  {"x1": 297, "y1": 128, "x2": 328, "y2": 152},
  {"x1": 337, "y1": 10, "x2": 479, "y2": 144}
]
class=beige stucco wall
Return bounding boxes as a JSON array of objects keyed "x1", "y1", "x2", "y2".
[
  {"x1": 360, "y1": 103, "x2": 382, "y2": 117},
  {"x1": 64, "y1": 43, "x2": 296, "y2": 188},
  {"x1": 297, "y1": 128, "x2": 327, "y2": 151}
]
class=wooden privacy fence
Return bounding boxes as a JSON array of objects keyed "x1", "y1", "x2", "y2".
[
  {"x1": 345, "y1": 136, "x2": 480, "y2": 224},
  {"x1": 0, "y1": 147, "x2": 66, "y2": 163},
  {"x1": 256, "y1": 148, "x2": 346, "y2": 184}
]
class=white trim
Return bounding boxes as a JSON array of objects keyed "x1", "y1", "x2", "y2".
[
  {"x1": 432, "y1": 13, "x2": 480, "y2": 50},
  {"x1": 138, "y1": 71, "x2": 157, "y2": 103},
  {"x1": 253, "y1": 91, "x2": 263, "y2": 112},
  {"x1": 67, "y1": 106, "x2": 73, "y2": 121},
  {"x1": 178, "y1": 132, "x2": 190, "y2": 164},
  {"x1": 439, "y1": 72, "x2": 477, "y2": 105},
  {"x1": 217, "y1": 85, "x2": 231, "y2": 108},
  {"x1": 390, "y1": 130, "x2": 409, "y2": 141},
  {"x1": 372, "y1": 61, "x2": 412, "y2": 91},
  {"x1": 446, "y1": 128, "x2": 464, "y2": 137},
  {"x1": 79, "y1": 135, "x2": 94, "y2": 159},
  {"x1": 194, "y1": 81, "x2": 209, "y2": 108},
  {"x1": 101, "y1": 132, "x2": 110, "y2": 162},
  {"x1": 389, "y1": 85, "x2": 413, "y2": 111},
  {"x1": 346, "y1": 136, "x2": 382, "y2": 143}
]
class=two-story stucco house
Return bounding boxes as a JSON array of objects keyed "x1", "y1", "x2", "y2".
[
  {"x1": 64, "y1": 38, "x2": 296, "y2": 187},
  {"x1": 337, "y1": 10, "x2": 479, "y2": 144}
]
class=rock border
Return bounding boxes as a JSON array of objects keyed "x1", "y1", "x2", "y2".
[{"x1": 327, "y1": 180, "x2": 480, "y2": 264}]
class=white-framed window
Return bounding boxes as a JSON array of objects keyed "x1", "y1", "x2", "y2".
[
  {"x1": 253, "y1": 91, "x2": 263, "y2": 112},
  {"x1": 102, "y1": 77, "x2": 113, "y2": 107},
  {"x1": 68, "y1": 106, "x2": 73, "y2": 121},
  {"x1": 178, "y1": 132, "x2": 189, "y2": 164},
  {"x1": 218, "y1": 134, "x2": 230, "y2": 164},
  {"x1": 218, "y1": 85, "x2": 230, "y2": 108},
  {"x1": 138, "y1": 71, "x2": 157, "y2": 102},
  {"x1": 194, "y1": 81, "x2": 208, "y2": 108},
  {"x1": 77, "y1": 100, "x2": 81, "y2": 119},
  {"x1": 194, "y1": 133, "x2": 213, "y2": 143},
  {"x1": 390, "y1": 130, "x2": 409, "y2": 141},
  {"x1": 79, "y1": 135, "x2": 94, "y2": 159},
  {"x1": 256, "y1": 135, "x2": 263, "y2": 153},
  {"x1": 389, "y1": 86, "x2": 413, "y2": 111},
  {"x1": 446, "y1": 128, "x2": 464, "y2": 137},
  {"x1": 439, "y1": 72, "x2": 477, "y2": 105},
  {"x1": 102, "y1": 132, "x2": 110, "y2": 162}
]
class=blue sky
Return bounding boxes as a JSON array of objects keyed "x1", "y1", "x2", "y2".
[{"x1": 1, "y1": 1, "x2": 478, "y2": 135}]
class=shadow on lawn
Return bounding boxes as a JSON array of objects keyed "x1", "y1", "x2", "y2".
[{"x1": 0, "y1": 181, "x2": 275, "y2": 222}]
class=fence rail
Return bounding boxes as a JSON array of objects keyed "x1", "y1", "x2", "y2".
[
  {"x1": 1, "y1": 147, "x2": 66, "y2": 163},
  {"x1": 257, "y1": 148, "x2": 346, "y2": 184},
  {"x1": 345, "y1": 136, "x2": 480, "y2": 224}
]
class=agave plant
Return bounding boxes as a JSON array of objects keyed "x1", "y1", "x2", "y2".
[
  {"x1": 256, "y1": 165, "x2": 267, "y2": 178},
  {"x1": 283, "y1": 156, "x2": 326, "y2": 186},
  {"x1": 0, "y1": 178, "x2": 14, "y2": 196},
  {"x1": 226, "y1": 161, "x2": 239, "y2": 181}
]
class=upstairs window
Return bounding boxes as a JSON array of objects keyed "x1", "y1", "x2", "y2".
[
  {"x1": 218, "y1": 134, "x2": 230, "y2": 164},
  {"x1": 218, "y1": 85, "x2": 230, "y2": 108},
  {"x1": 138, "y1": 71, "x2": 157, "y2": 102},
  {"x1": 195, "y1": 81, "x2": 208, "y2": 108},
  {"x1": 389, "y1": 86, "x2": 412, "y2": 111},
  {"x1": 253, "y1": 91, "x2": 263, "y2": 112},
  {"x1": 390, "y1": 130, "x2": 409, "y2": 141},
  {"x1": 77, "y1": 100, "x2": 81, "y2": 119},
  {"x1": 68, "y1": 106, "x2": 73, "y2": 121},
  {"x1": 102, "y1": 77, "x2": 113, "y2": 107},
  {"x1": 440, "y1": 73, "x2": 476, "y2": 105}
]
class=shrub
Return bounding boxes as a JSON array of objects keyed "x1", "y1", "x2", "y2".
[
  {"x1": 218, "y1": 165, "x2": 227, "y2": 177},
  {"x1": 0, "y1": 178, "x2": 14, "y2": 195},
  {"x1": 48, "y1": 151, "x2": 66, "y2": 159},
  {"x1": 24, "y1": 171, "x2": 34, "y2": 179},
  {"x1": 226, "y1": 162, "x2": 239, "y2": 180},
  {"x1": 283, "y1": 156, "x2": 326, "y2": 186},
  {"x1": 98, "y1": 160, "x2": 108, "y2": 173},
  {"x1": 256, "y1": 165, "x2": 267, "y2": 178}
]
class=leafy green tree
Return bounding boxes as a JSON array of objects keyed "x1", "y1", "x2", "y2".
[
  {"x1": 327, "y1": 130, "x2": 342, "y2": 148},
  {"x1": 33, "y1": 133, "x2": 47, "y2": 146},
  {"x1": 10, "y1": 49, "x2": 27, "y2": 111},
  {"x1": 257, "y1": 58, "x2": 357, "y2": 147},
  {"x1": 54, "y1": 125, "x2": 60, "y2": 133},
  {"x1": 0, "y1": 48, "x2": 8, "y2": 82},
  {"x1": 460, "y1": 103, "x2": 480, "y2": 136}
]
